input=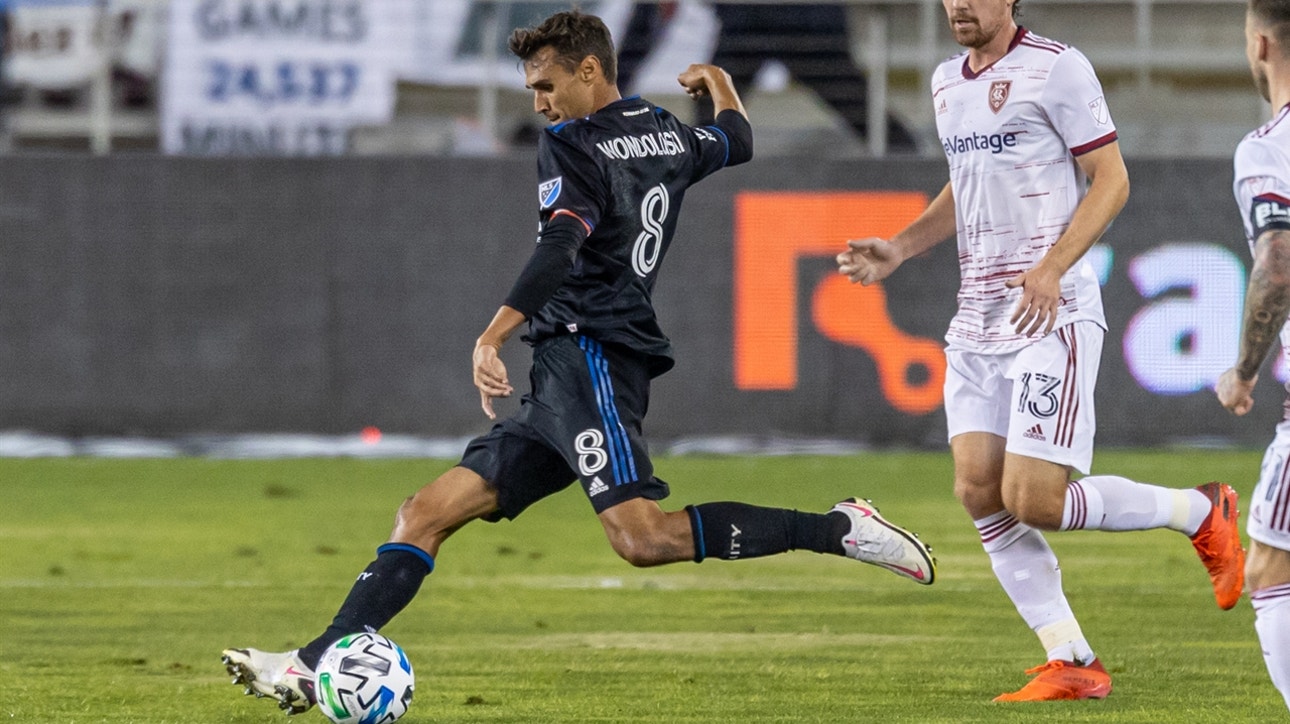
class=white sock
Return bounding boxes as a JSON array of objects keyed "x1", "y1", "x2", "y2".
[
  {"x1": 976, "y1": 511, "x2": 1094, "y2": 664},
  {"x1": 1063, "y1": 475, "x2": 1210, "y2": 535},
  {"x1": 1253, "y1": 583, "x2": 1290, "y2": 712}
]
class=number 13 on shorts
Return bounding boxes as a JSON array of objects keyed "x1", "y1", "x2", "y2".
[{"x1": 1005, "y1": 323, "x2": 1104, "y2": 474}]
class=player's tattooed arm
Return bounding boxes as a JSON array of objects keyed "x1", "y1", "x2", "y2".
[{"x1": 1236, "y1": 228, "x2": 1290, "y2": 381}]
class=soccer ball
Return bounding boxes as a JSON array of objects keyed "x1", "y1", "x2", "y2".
[{"x1": 315, "y1": 633, "x2": 415, "y2": 724}]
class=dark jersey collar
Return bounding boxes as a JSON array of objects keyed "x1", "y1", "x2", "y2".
[{"x1": 549, "y1": 96, "x2": 648, "y2": 133}]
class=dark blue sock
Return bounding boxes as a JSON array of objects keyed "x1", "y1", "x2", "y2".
[
  {"x1": 686, "y1": 503, "x2": 846, "y2": 562},
  {"x1": 297, "y1": 543, "x2": 434, "y2": 669}
]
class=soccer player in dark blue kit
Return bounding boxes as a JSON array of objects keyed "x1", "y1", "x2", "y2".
[{"x1": 223, "y1": 11, "x2": 937, "y2": 715}]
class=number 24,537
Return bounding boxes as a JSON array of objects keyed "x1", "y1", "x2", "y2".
[{"x1": 206, "y1": 61, "x2": 360, "y2": 107}]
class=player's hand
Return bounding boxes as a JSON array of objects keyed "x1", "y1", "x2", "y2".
[
  {"x1": 1216, "y1": 367, "x2": 1257, "y2": 416},
  {"x1": 472, "y1": 342, "x2": 513, "y2": 420},
  {"x1": 837, "y1": 237, "x2": 902, "y2": 286},
  {"x1": 677, "y1": 64, "x2": 723, "y2": 99},
  {"x1": 1006, "y1": 265, "x2": 1062, "y2": 336}
]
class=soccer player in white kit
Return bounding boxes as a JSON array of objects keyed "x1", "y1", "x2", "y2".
[
  {"x1": 1215, "y1": 0, "x2": 1290, "y2": 712},
  {"x1": 838, "y1": 0, "x2": 1247, "y2": 702}
]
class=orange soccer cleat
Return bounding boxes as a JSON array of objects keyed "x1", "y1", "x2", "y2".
[
  {"x1": 1189, "y1": 482, "x2": 1246, "y2": 610},
  {"x1": 993, "y1": 658, "x2": 1113, "y2": 702}
]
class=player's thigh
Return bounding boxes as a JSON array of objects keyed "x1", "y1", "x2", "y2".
[
  {"x1": 950, "y1": 431, "x2": 1006, "y2": 516},
  {"x1": 458, "y1": 419, "x2": 579, "y2": 521},
  {"x1": 1003, "y1": 322, "x2": 1102, "y2": 476},
  {"x1": 1248, "y1": 539, "x2": 1290, "y2": 592},
  {"x1": 945, "y1": 347, "x2": 1010, "y2": 514},
  {"x1": 944, "y1": 347, "x2": 1011, "y2": 442},
  {"x1": 1248, "y1": 428, "x2": 1290, "y2": 589},
  {"x1": 528, "y1": 336, "x2": 670, "y2": 514}
]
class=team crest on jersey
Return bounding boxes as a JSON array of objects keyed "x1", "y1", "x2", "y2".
[
  {"x1": 538, "y1": 176, "x2": 562, "y2": 209},
  {"x1": 988, "y1": 80, "x2": 1011, "y2": 114}
]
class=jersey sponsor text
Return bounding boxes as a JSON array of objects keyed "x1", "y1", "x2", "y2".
[{"x1": 941, "y1": 131, "x2": 1019, "y2": 157}]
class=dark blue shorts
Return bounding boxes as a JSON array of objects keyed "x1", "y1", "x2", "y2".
[{"x1": 459, "y1": 335, "x2": 670, "y2": 520}]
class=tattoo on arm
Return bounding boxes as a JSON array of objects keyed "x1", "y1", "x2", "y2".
[{"x1": 1238, "y1": 230, "x2": 1290, "y2": 380}]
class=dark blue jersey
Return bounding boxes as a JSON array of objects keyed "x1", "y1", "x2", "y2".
[{"x1": 524, "y1": 96, "x2": 739, "y2": 377}]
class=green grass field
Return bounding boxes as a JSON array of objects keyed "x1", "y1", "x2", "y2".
[{"x1": 1, "y1": 451, "x2": 1284, "y2": 723}]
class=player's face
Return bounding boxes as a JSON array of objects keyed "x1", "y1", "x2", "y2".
[
  {"x1": 524, "y1": 46, "x2": 597, "y2": 124},
  {"x1": 1246, "y1": 11, "x2": 1272, "y2": 103},
  {"x1": 942, "y1": 0, "x2": 1014, "y2": 49}
]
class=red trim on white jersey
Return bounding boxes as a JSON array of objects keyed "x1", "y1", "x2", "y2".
[
  {"x1": 1018, "y1": 35, "x2": 1066, "y2": 55},
  {"x1": 1071, "y1": 131, "x2": 1118, "y2": 156},
  {"x1": 961, "y1": 26, "x2": 1029, "y2": 80},
  {"x1": 1253, "y1": 103, "x2": 1290, "y2": 139},
  {"x1": 1055, "y1": 326, "x2": 1080, "y2": 449},
  {"x1": 1274, "y1": 456, "x2": 1290, "y2": 533},
  {"x1": 1256, "y1": 192, "x2": 1290, "y2": 206}
]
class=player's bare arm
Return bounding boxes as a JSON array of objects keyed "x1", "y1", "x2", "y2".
[
  {"x1": 838, "y1": 182, "x2": 957, "y2": 286},
  {"x1": 473, "y1": 305, "x2": 525, "y2": 419},
  {"x1": 677, "y1": 64, "x2": 747, "y2": 119},
  {"x1": 1218, "y1": 227, "x2": 1290, "y2": 416},
  {"x1": 1007, "y1": 141, "x2": 1129, "y2": 336}
]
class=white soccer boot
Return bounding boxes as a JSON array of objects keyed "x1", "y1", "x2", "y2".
[
  {"x1": 222, "y1": 647, "x2": 316, "y2": 715},
  {"x1": 831, "y1": 498, "x2": 936, "y2": 585}
]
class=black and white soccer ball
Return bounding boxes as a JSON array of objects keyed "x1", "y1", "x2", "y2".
[{"x1": 315, "y1": 633, "x2": 415, "y2": 724}]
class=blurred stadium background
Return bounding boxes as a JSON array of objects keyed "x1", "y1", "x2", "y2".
[{"x1": 0, "y1": 0, "x2": 1274, "y2": 455}]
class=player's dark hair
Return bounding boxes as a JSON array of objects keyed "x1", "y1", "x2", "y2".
[
  {"x1": 1013, "y1": 0, "x2": 1022, "y2": 19},
  {"x1": 508, "y1": 10, "x2": 618, "y2": 84},
  {"x1": 1250, "y1": 0, "x2": 1290, "y2": 50}
]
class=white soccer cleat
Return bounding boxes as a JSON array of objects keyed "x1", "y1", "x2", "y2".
[
  {"x1": 221, "y1": 647, "x2": 316, "y2": 715},
  {"x1": 832, "y1": 497, "x2": 936, "y2": 585}
]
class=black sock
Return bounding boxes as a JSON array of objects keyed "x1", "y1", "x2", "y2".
[
  {"x1": 297, "y1": 543, "x2": 434, "y2": 669},
  {"x1": 685, "y1": 503, "x2": 847, "y2": 561}
]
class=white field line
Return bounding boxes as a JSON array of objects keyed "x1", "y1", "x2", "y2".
[{"x1": 0, "y1": 573, "x2": 991, "y2": 591}]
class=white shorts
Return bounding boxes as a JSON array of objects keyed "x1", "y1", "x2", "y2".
[
  {"x1": 943, "y1": 322, "x2": 1102, "y2": 474},
  {"x1": 1249, "y1": 417, "x2": 1290, "y2": 550}
]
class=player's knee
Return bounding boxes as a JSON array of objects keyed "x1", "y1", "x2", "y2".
[
  {"x1": 604, "y1": 527, "x2": 673, "y2": 567},
  {"x1": 393, "y1": 495, "x2": 421, "y2": 527},
  {"x1": 608, "y1": 534, "x2": 664, "y2": 567},
  {"x1": 1004, "y1": 488, "x2": 1063, "y2": 531},
  {"x1": 392, "y1": 493, "x2": 439, "y2": 539},
  {"x1": 954, "y1": 476, "x2": 1003, "y2": 519},
  {"x1": 391, "y1": 489, "x2": 463, "y2": 548}
]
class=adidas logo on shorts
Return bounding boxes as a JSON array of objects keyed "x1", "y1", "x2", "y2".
[
  {"x1": 1023, "y1": 424, "x2": 1046, "y2": 442},
  {"x1": 588, "y1": 476, "x2": 609, "y2": 497}
]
